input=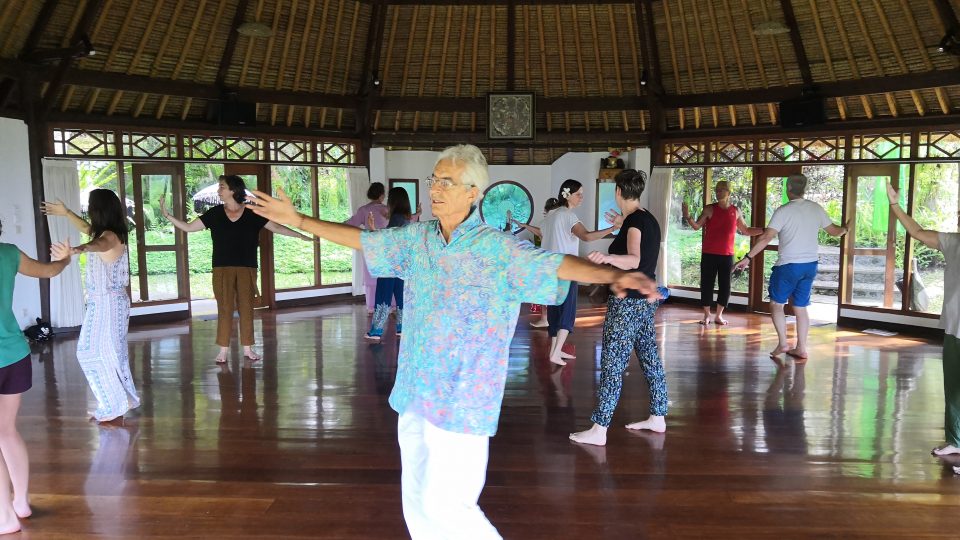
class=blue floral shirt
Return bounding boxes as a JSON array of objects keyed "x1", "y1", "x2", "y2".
[{"x1": 361, "y1": 208, "x2": 569, "y2": 436}]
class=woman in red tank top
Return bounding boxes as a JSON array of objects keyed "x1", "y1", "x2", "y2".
[{"x1": 682, "y1": 181, "x2": 762, "y2": 325}]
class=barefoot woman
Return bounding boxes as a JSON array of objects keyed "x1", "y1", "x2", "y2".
[
  {"x1": 0, "y1": 222, "x2": 71, "y2": 531},
  {"x1": 159, "y1": 175, "x2": 310, "y2": 363},
  {"x1": 570, "y1": 169, "x2": 669, "y2": 447}
]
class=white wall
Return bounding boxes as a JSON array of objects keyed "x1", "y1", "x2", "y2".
[
  {"x1": 370, "y1": 147, "x2": 652, "y2": 256},
  {"x1": 0, "y1": 118, "x2": 41, "y2": 328}
]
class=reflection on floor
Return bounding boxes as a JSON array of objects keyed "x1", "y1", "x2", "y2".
[{"x1": 20, "y1": 301, "x2": 959, "y2": 538}]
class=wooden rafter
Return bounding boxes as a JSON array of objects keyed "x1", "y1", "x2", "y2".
[
  {"x1": 107, "y1": 0, "x2": 165, "y2": 115},
  {"x1": 689, "y1": 1, "x2": 718, "y2": 127},
  {"x1": 304, "y1": 0, "x2": 331, "y2": 127},
  {"x1": 0, "y1": 4, "x2": 33, "y2": 53},
  {"x1": 412, "y1": 5, "x2": 437, "y2": 131},
  {"x1": 40, "y1": 0, "x2": 104, "y2": 115},
  {"x1": 556, "y1": 6, "x2": 574, "y2": 131},
  {"x1": 63, "y1": 0, "x2": 117, "y2": 112},
  {"x1": 270, "y1": 0, "x2": 299, "y2": 126},
  {"x1": 896, "y1": 0, "x2": 951, "y2": 114},
  {"x1": 624, "y1": 4, "x2": 643, "y2": 130},
  {"x1": 721, "y1": 0, "x2": 756, "y2": 125},
  {"x1": 825, "y1": 0, "x2": 873, "y2": 119},
  {"x1": 469, "y1": 6, "x2": 481, "y2": 131},
  {"x1": 738, "y1": 0, "x2": 777, "y2": 124},
  {"x1": 869, "y1": 0, "x2": 926, "y2": 115},
  {"x1": 660, "y1": 0, "x2": 684, "y2": 129},
  {"x1": 84, "y1": 0, "x2": 141, "y2": 114},
  {"x1": 155, "y1": 0, "x2": 207, "y2": 118},
  {"x1": 588, "y1": 7, "x2": 609, "y2": 131},
  {"x1": 849, "y1": 0, "x2": 897, "y2": 117},
  {"x1": 336, "y1": 1, "x2": 361, "y2": 129},
  {"x1": 639, "y1": 0, "x2": 665, "y2": 159},
  {"x1": 395, "y1": 5, "x2": 419, "y2": 131},
  {"x1": 776, "y1": 0, "x2": 808, "y2": 85},
  {"x1": 433, "y1": 6, "x2": 453, "y2": 131},
  {"x1": 181, "y1": 0, "x2": 229, "y2": 120},
  {"x1": 133, "y1": 0, "x2": 188, "y2": 118},
  {"x1": 606, "y1": 5, "x2": 627, "y2": 131},
  {"x1": 319, "y1": 0, "x2": 345, "y2": 127},
  {"x1": 253, "y1": 0, "x2": 284, "y2": 119},
  {"x1": 358, "y1": 0, "x2": 389, "y2": 149},
  {"x1": 286, "y1": 0, "x2": 317, "y2": 126},
  {"x1": 448, "y1": 7, "x2": 467, "y2": 131},
  {"x1": 808, "y1": 0, "x2": 848, "y2": 120},
  {"x1": 705, "y1": 0, "x2": 735, "y2": 126},
  {"x1": 215, "y1": 0, "x2": 252, "y2": 87}
]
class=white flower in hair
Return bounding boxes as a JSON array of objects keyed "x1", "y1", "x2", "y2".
[{"x1": 561, "y1": 187, "x2": 571, "y2": 199}]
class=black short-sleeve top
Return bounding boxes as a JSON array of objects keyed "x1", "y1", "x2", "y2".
[
  {"x1": 608, "y1": 208, "x2": 661, "y2": 299},
  {"x1": 199, "y1": 205, "x2": 269, "y2": 268}
]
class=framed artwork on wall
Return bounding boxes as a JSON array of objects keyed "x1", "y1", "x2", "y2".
[{"x1": 487, "y1": 92, "x2": 535, "y2": 140}]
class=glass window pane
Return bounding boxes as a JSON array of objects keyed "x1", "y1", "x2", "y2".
[
  {"x1": 667, "y1": 168, "x2": 704, "y2": 287},
  {"x1": 710, "y1": 167, "x2": 752, "y2": 292},
  {"x1": 184, "y1": 164, "x2": 223, "y2": 300},
  {"x1": 803, "y1": 165, "x2": 844, "y2": 307},
  {"x1": 909, "y1": 162, "x2": 959, "y2": 314},
  {"x1": 848, "y1": 173, "x2": 904, "y2": 309},
  {"x1": 142, "y1": 174, "x2": 175, "y2": 246},
  {"x1": 596, "y1": 182, "x2": 620, "y2": 234},
  {"x1": 272, "y1": 166, "x2": 315, "y2": 290},
  {"x1": 317, "y1": 168, "x2": 352, "y2": 285},
  {"x1": 145, "y1": 251, "x2": 179, "y2": 301}
]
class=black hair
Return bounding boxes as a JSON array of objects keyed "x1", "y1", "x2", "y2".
[
  {"x1": 557, "y1": 179, "x2": 583, "y2": 207},
  {"x1": 367, "y1": 182, "x2": 385, "y2": 200},
  {"x1": 387, "y1": 187, "x2": 412, "y2": 219},
  {"x1": 87, "y1": 189, "x2": 129, "y2": 245},
  {"x1": 543, "y1": 197, "x2": 561, "y2": 212},
  {"x1": 614, "y1": 169, "x2": 647, "y2": 201},
  {"x1": 220, "y1": 175, "x2": 247, "y2": 204}
]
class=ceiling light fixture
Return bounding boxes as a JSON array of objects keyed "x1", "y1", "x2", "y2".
[{"x1": 237, "y1": 21, "x2": 273, "y2": 38}]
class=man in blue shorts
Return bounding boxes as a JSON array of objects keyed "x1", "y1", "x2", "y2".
[{"x1": 734, "y1": 174, "x2": 847, "y2": 359}]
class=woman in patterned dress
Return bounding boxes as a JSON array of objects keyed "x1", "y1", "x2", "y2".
[
  {"x1": 0, "y1": 220, "x2": 72, "y2": 532},
  {"x1": 43, "y1": 189, "x2": 139, "y2": 423}
]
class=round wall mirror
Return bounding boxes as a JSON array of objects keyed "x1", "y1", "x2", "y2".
[{"x1": 480, "y1": 181, "x2": 533, "y2": 234}]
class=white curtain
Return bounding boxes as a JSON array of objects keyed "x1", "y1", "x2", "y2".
[
  {"x1": 346, "y1": 168, "x2": 371, "y2": 296},
  {"x1": 42, "y1": 159, "x2": 84, "y2": 327},
  {"x1": 645, "y1": 167, "x2": 673, "y2": 287}
]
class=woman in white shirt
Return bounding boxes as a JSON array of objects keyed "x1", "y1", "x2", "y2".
[{"x1": 518, "y1": 180, "x2": 622, "y2": 366}]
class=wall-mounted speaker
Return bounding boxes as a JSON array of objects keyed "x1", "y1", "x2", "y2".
[
  {"x1": 206, "y1": 100, "x2": 257, "y2": 126},
  {"x1": 779, "y1": 96, "x2": 826, "y2": 128}
]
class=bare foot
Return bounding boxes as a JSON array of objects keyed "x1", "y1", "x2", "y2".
[
  {"x1": 770, "y1": 344, "x2": 790, "y2": 357},
  {"x1": 215, "y1": 347, "x2": 228, "y2": 364},
  {"x1": 529, "y1": 319, "x2": 549, "y2": 328},
  {"x1": 714, "y1": 317, "x2": 728, "y2": 325},
  {"x1": 559, "y1": 351, "x2": 576, "y2": 360},
  {"x1": 625, "y1": 415, "x2": 666, "y2": 433},
  {"x1": 549, "y1": 354, "x2": 567, "y2": 367},
  {"x1": 569, "y1": 424, "x2": 608, "y2": 446},
  {"x1": 786, "y1": 348, "x2": 808, "y2": 360},
  {"x1": 932, "y1": 444, "x2": 960, "y2": 456},
  {"x1": 698, "y1": 318, "x2": 711, "y2": 325},
  {"x1": 0, "y1": 508, "x2": 20, "y2": 535},
  {"x1": 243, "y1": 347, "x2": 261, "y2": 361},
  {"x1": 12, "y1": 499, "x2": 31, "y2": 519}
]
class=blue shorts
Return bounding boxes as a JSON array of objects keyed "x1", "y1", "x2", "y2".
[{"x1": 769, "y1": 262, "x2": 818, "y2": 307}]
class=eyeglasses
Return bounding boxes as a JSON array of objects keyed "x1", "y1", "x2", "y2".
[{"x1": 426, "y1": 174, "x2": 472, "y2": 190}]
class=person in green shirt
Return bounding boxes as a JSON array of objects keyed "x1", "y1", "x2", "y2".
[{"x1": 0, "y1": 221, "x2": 72, "y2": 534}]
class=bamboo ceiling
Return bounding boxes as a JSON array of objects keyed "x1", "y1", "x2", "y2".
[{"x1": 1, "y1": 0, "x2": 960, "y2": 162}]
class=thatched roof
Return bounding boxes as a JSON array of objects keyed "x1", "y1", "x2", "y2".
[{"x1": 2, "y1": 0, "x2": 959, "y2": 162}]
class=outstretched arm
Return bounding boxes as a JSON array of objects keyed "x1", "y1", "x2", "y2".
[
  {"x1": 73, "y1": 231, "x2": 121, "y2": 254},
  {"x1": 18, "y1": 242, "x2": 72, "y2": 279},
  {"x1": 823, "y1": 222, "x2": 850, "y2": 238},
  {"x1": 587, "y1": 228, "x2": 642, "y2": 270},
  {"x1": 556, "y1": 255, "x2": 659, "y2": 302},
  {"x1": 247, "y1": 188, "x2": 363, "y2": 250},
  {"x1": 736, "y1": 209, "x2": 763, "y2": 236},
  {"x1": 40, "y1": 201, "x2": 92, "y2": 235},
  {"x1": 159, "y1": 197, "x2": 205, "y2": 233},
  {"x1": 513, "y1": 220, "x2": 542, "y2": 238},
  {"x1": 886, "y1": 183, "x2": 941, "y2": 250},
  {"x1": 265, "y1": 220, "x2": 312, "y2": 241},
  {"x1": 682, "y1": 202, "x2": 709, "y2": 231},
  {"x1": 733, "y1": 227, "x2": 778, "y2": 270}
]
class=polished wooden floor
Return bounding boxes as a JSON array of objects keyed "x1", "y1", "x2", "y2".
[{"x1": 17, "y1": 300, "x2": 960, "y2": 538}]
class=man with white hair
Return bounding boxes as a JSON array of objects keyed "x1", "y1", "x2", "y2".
[
  {"x1": 734, "y1": 174, "x2": 847, "y2": 359},
  {"x1": 246, "y1": 144, "x2": 659, "y2": 539}
]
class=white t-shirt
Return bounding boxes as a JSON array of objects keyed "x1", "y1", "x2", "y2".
[
  {"x1": 766, "y1": 198, "x2": 833, "y2": 266},
  {"x1": 542, "y1": 207, "x2": 582, "y2": 256},
  {"x1": 939, "y1": 232, "x2": 960, "y2": 338}
]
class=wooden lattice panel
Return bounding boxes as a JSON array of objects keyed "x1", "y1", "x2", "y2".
[
  {"x1": 184, "y1": 135, "x2": 264, "y2": 162},
  {"x1": 709, "y1": 140, "x2": 755, "y2": 163},
  {"x1": 759, "y1": 137, "x2": 845, "y2": 162},
  {"x1": 269, "y1": 140, "x2": 312, "y2": 163},
  {"x1": 317, "y1": 142, "x2": 357, "y2": 165},
  {"x1": 851, "y1": 133, "x2": 911, "y2": 160},
  {"x1": 663, "y1": 142, "x2": 707, "y2": 164},
  {"x1": 918, "y1": 131, "x2": 960, "y2": 159},
  {"x1": 51, "y1": 128, "x2": 118, "y2": 157},
  {"x1": 121, "y1": 132, "x2": 179, "y2": 159}
]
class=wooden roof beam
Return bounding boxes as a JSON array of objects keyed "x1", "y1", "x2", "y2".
[
  {"x1": 215, "y1": 0, "x2": 252, "y2": 88},
  {"x1": 39, "y1": 0, "x2": 104, "y2": 115},
  {"x1": 931, "y1": 0, "x2": 960, "y2": 33}
]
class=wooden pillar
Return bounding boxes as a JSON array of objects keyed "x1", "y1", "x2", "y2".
[{"x1": 21, "y1": 73, "x2": 51, "y2": 320}]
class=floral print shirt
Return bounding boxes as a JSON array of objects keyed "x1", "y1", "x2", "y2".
[{"x1": 361, "y1": 208, "x2": 569, "y2": 436}]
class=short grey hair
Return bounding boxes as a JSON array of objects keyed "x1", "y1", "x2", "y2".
[
  {"x1": 436, "y1": 144, "x2": 490, "y2": 193},
  {"x1": 786, "y1": 174, "x2": 808, "y2": 197}
]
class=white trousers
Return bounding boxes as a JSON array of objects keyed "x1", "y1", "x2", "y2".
[{"x1": 397, "y1": 412, "x2": 502, "y2": 540}]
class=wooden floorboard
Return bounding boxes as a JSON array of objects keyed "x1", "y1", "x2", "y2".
[{"x1": 13, "y1": 301, "x2": 960, "y2": 538}]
